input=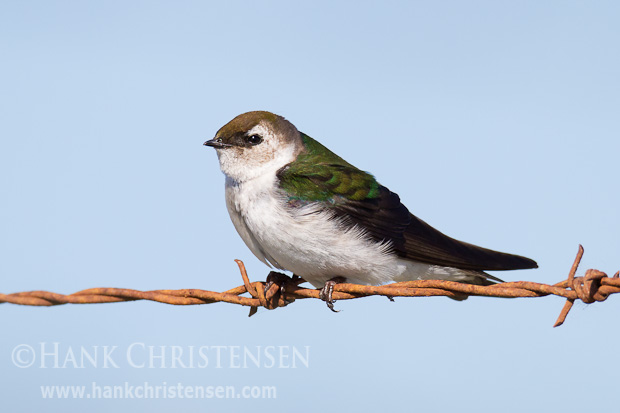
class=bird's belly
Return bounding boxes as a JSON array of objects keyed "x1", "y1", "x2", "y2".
[
  {"x1": 255, "y1": 217, "x2": 399, "y2": 287},
  {"x1": 228, "y1": 190, "x2": 400, "y2": 287},
  {"x1": 226, "y1": 181, "x2": 484, "y2": 288}
]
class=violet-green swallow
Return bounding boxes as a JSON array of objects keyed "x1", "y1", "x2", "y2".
[{"x1": 204, "y1": 111, "x2": 537, "y2": 309}]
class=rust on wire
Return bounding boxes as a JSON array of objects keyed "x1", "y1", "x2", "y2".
[{"x1": 1, "y1": 245, "x2": 618, "y2": 327}]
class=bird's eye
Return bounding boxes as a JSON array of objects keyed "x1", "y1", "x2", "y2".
[{"x1": 245, "y1": 134, "x2": 263, "y2": 145}]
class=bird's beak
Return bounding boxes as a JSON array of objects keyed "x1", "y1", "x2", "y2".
[{"x1": 203, "y1": 138, "x2": 232, "y2": 149}]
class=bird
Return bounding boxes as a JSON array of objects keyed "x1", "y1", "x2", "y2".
[{"x1": 204, "y1": 111, "x2": 537, "y2": 310}]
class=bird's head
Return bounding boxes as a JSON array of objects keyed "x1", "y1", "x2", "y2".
[{"x1": 205, "y1": 111, "x2": 303, "y2": 182}]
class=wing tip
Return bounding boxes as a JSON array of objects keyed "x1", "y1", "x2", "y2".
[
  {"x1": 521, "y1": 256, "x2": 538, "y2": 269},
  {"x1": 505, "y1": 255, "x2": 538, "y2": 271}
]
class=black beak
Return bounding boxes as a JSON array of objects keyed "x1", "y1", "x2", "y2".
[{"x1": 203, "y1": 138, "x2": 232, "y2": 148}]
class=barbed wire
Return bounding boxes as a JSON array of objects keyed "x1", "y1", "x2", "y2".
[{"x1": 1, "y1": 245, "x2": 617, "y2": 327}]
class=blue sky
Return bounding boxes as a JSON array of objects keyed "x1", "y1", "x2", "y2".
[{"x1": 1, "y1": 1, "x2": 619, "y2": 411}]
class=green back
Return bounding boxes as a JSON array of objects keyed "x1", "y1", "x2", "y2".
[{"x1": 277, "y1": 133, "x2": 380, "y2": 203}]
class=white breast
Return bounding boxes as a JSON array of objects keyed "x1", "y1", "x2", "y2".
[
  {"x1": 224, "y1": 173, "x2": 405, "y2": 288},
  {"x1": 223, "y1": 171, "x2": 487, "y2": 288}
]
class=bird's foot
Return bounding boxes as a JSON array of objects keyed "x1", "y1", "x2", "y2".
[
  {"x1": 265, "y1": 271, "x2": 302, "y2": 304},
  {"x1": 319, "y1": 277, "x2": 346, "y2": 312}
]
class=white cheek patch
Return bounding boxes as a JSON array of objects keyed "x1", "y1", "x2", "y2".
[
  {"x1": 245, "y1": 122, "x2": 278, "y2": 161},
  {"x1": 246, "y1": 123, "x2": 275, "y2": 145},
  {"x1": 217, "y1": 122, "x2": 297, "y2": 183}
]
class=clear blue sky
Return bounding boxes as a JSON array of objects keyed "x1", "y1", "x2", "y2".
[{"x1": 1, "y1": 1, "x2": 619, "y2": 411}]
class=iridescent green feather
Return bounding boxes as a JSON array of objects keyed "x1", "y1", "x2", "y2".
[{"x1": 277, "y1": 133, "x2": 380, "y2": 203}]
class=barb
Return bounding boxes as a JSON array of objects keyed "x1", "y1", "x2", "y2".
[{"x1": 1, "y1": 245, "x2": 617, "y2": 327}]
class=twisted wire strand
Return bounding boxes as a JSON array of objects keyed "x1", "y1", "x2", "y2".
[{"x1": 1, "y1": 245, "x2": 617, "y2": 327}]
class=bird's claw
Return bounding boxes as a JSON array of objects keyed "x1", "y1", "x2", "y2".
[
  {"x1": 265, "y1": 271, "x2": 290, "y2": 302},
  {"x1": 265, "y1": 272, "x2": 303, "y2": 304},
  {"x1": 319, "y1": 277, "x2": 346, "y2": 312}
]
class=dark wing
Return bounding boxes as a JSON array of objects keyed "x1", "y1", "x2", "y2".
[
  {"x1": 335, "y1": 185, "x2": 538, "y2": 271},
  {"x1": 278, "y1": 133, "x2": 538, "y2": 271}
]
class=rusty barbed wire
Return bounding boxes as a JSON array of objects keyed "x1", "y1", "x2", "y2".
[{"x1": 1, "y1": 245, "x2": 618, "y2": 327}]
